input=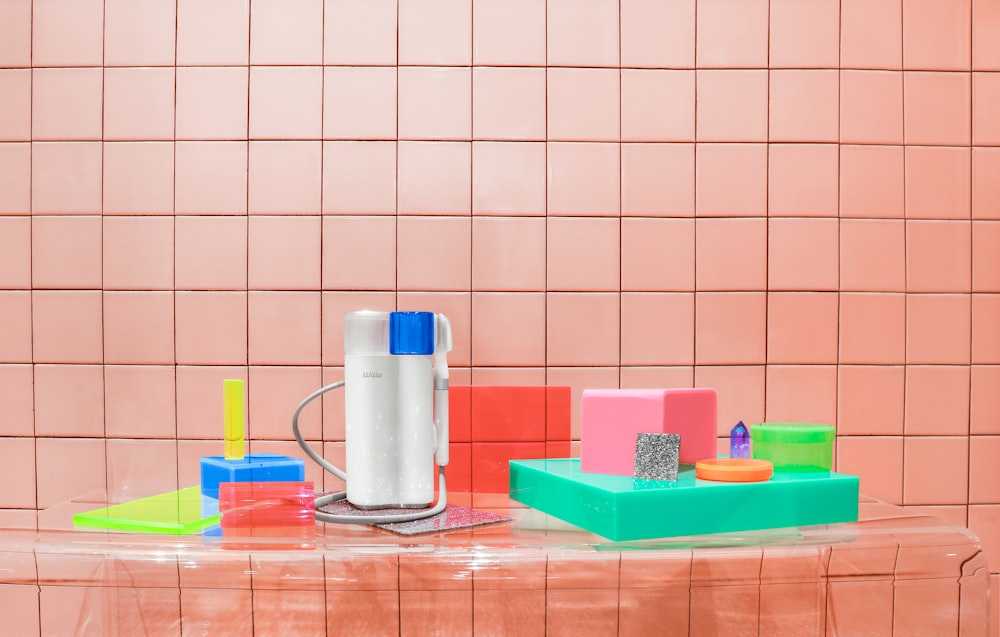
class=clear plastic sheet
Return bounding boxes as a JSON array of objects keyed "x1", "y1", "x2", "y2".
[{"x1": 0, "y1": 495, "x2": 989, "y2": 636}]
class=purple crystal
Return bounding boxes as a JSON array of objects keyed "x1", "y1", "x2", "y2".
[{"x1": 730, "y1": 421, "x2": 751, "y2": 459}]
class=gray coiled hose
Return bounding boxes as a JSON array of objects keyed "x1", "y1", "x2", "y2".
[{"x1": 291, "y1": 380, "x2": 448, "y2": 525}]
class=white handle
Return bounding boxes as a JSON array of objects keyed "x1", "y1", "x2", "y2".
[{"x1": 433, "y1": 313, "x2": 452, "y2": 467}]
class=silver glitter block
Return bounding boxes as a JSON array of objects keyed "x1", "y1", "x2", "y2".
[{"x1": 633, "y1": 432, "x2": 681, "y2": 481}]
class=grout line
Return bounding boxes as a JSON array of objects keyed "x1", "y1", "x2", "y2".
[
  {"x1": 144, "y1": 136, "x2": 987, "y2": 149},
  {"x1": 835, "y1": 0, "x2": 843, "y2": 469},
  {"x1": 244, "y1": 1, "x2": 254, "y2": 451},
  {"x1": 15, "y1": 62, "x2": 993, "y2": 73},
  {"x1": 29, "y1": 0, "x2": 38, "y2": 521},
  {"x1": 467, "y1": 0, "x2": 474, "y2": 377},
  {"x1": 899, "y1": 0, "x2": 908, "y2": 509},
  {"x1": 100, "y1": 0, "x2": 108, "y2": 502},
  {"x1": 692, "y1": 0, "x2": 698, "y2": 374},
  {"x1": 468, "y1": 0, "x2": 475, "y2": 596},
  {"x1": 394, "y1": 0, "x2": 399, "y2": 315},
  {"x1": 758, "y1": 5, "x2": 771, "y2": 633},
  {"x1": 967, "y1": 0, "x2": 975, "y2": 528},
  {"x1": 318, "y1": 0, "x2": 326, "y2": 448},
  {"x1": 172, "y1": 0, "x2": 180, "y2": 489},
  {"x1": 761, "y1": 0, "x2": 770, "y2": 424},
  {"x1": 617, "y1": 0, "x2": 622, "y2": 389},
  {"x1": 542, "y1": 0, "x2": 548, "y2": 390}
]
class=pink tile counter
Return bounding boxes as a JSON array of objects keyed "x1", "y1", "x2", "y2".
[{"x1": 0, "y1": 495, "x2": 988, "y2": 636}]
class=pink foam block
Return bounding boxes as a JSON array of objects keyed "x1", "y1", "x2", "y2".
[{"x1": 579, "y1": 388, "x2": 717, "y2": 476}]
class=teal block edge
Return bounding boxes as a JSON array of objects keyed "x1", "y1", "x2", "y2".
[{"x1": 509, "y1": 458, "x2": 859, "y2": 542}]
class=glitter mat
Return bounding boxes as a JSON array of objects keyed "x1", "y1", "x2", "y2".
[{"x1": 317, "y1": 501, "x2": 512, "y2": 535}]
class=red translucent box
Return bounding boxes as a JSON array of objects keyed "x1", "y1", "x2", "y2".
[{"x1": 219, "y1": 481, "x2": 316, "y2": 537}]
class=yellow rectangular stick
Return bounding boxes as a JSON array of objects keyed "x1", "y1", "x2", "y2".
[{"x1": 223, "y1": 379, "x2": 245, "y2": 460}]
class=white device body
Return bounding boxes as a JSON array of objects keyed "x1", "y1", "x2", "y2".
[
  {"x1": 344, "y1": 351, "x2": 404, "y2": 507},
  {"x1": 343, "y1": 311, "x2": 447, "y2": 509},
  {"x1": 396, "y1": 354, "x2": 435, "y2": 506}
]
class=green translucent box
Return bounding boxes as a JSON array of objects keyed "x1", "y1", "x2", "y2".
[
  {"x1": 751, "y1": 422, "x2": 836, "y2": 472},
  {"x1": 509, "y1": 459, "x2": 859, "y2": 542},
  {"x1": 73, "y1": 487, "x2": 220, "y2": 535}
]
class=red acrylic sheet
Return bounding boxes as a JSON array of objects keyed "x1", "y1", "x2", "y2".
[{"x1": 219, "y1": 481, "x2": 316, "y2": 535}]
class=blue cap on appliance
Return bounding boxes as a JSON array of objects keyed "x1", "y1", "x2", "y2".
[{"x1": 389, "y1": 311, "x2": 435, "y2": 355}]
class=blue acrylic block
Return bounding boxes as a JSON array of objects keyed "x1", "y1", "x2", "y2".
[{"x1": 199, "y1": 453, "x2": 305, "y2": 499}]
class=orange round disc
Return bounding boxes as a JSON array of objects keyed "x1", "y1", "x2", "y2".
[{"x1": 695, "y1": 458, "x2": 773, "y2": 482}]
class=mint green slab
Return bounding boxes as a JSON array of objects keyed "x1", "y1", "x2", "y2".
[
  {"x1": 73, "y1": 487, "x2": 220, "y2": 535},
  {"x1": 509, "y1": 459, "x2": 859, "y2": 542}
]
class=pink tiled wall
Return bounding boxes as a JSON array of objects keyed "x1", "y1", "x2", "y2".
[{"x1": 0, "y1": 0, "x2": 999, "y2": 575}]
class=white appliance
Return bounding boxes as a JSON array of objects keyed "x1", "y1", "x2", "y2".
[{"x1": 292, "y1": 310, "x2": 452, "y2": 524}]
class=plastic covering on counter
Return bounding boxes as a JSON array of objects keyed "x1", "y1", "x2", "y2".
[{"x1": 0, "y1": 494, "x2": 990, "y2": 637}]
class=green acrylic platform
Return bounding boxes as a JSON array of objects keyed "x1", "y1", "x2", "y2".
[
  {"x1": 73, "y1": 487, "x2": 220, "y2": 535},
  {"x1": 509, "y1": 458, "x2": 859, "y2": 541}
]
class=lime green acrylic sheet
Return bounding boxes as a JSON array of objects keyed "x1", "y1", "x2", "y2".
[
  {"x1": 73, "y1": 487, "x2": 220, "y2": 535},
  {"x1": 509, "y1": 458, "x2": 859, "y2": 542}
]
